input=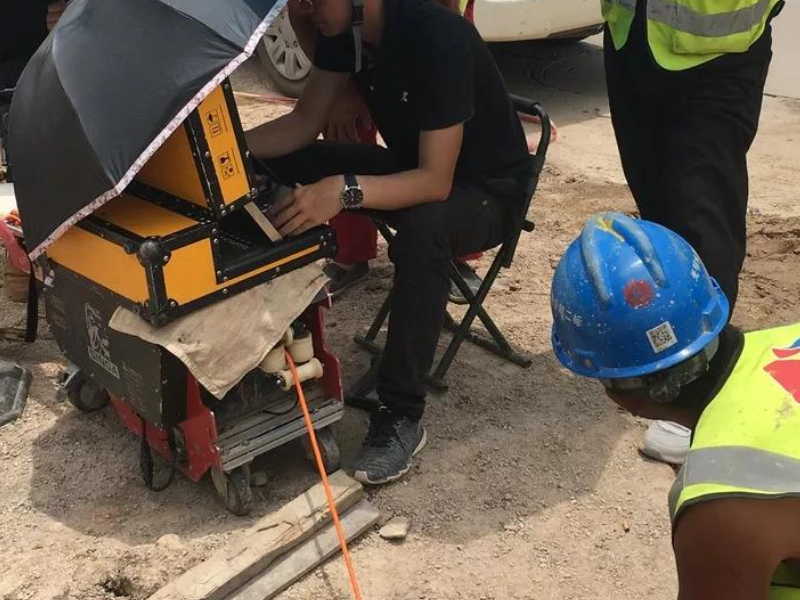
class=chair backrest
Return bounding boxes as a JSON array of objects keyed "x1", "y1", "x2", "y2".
[{"x1": 500, "y1": 95, "x2": 551, "y2": 269}]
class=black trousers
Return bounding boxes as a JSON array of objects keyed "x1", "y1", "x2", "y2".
[
  {"x1": 604, "y1": 12, "x2": 774, "y2": 311},
  {"x1": 266, "y1": 142, "x2": 512, "y2": 419}
]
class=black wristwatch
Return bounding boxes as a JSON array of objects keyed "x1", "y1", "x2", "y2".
[{"x1": 340, "y1": 174, "x2": 364, "y2": 210}]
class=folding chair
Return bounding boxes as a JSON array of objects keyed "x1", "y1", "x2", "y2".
[{"x1": 351, "y1": 96, "x2": 551, "y2": 400}]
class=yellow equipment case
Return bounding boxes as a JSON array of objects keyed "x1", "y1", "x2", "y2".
[{"x1": 46, "y1": 79, "x2": 336, "y2": 326}]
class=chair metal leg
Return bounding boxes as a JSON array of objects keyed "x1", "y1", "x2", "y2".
[
  {"x1": 432, "y1": 255, "x2": 532, "y2": 385},
  {"x1": 442, "y1": 312, "x2": 532, "y2": 367},
  {"x1": 353, "y1": 291, "x2": 392, "y2": 354},
  {"x1": 355, "y1": 224, "x2": 533, "y2": 392},
  {"x1": 430, "y1": 258, "x2": 501, "y2": 384},
  {"x1": 344, "y1": 356, "x2": 382, "y2": 411}
]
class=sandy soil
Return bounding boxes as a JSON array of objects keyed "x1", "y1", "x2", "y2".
[{"x1": 1, "y1": 44, "x2": 799, "y2": 600}]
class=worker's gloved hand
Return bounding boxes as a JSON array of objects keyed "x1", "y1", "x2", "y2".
[
  {"x1": 46, "y1": 1, "x2": 67, "y2": 31},
  {"x1": 324, "y1": 80, "x2": 374, "y2": 143}
]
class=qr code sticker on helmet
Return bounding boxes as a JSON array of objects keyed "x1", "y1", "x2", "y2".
[{"x1": 647, "y1": 321, "x2": 678, "y2": 354}]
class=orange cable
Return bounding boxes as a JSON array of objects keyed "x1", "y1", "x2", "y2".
[{"x1": 286, "y1": 351, "x2": 365, "y2": 600}]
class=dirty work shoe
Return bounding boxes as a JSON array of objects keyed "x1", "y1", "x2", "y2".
[
  {"x1": 323, "y1": 261, "x2": 369, "y2": 298},
  {"x1": 641, "y1": 420, "x2": 691, "y2": 465},
  {"x1": 449, "y1": 261, "x2": 483, "y2": 305},
  {"x1": 352, "y1": 408, "x2": 427, "y2": 485}
]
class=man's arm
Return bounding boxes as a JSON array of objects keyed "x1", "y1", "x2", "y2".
[
  {"x1": 672, "y1": 498, "x2": 792, "y2": 600},
  {"x1": 272, "y1": 123, "x2": 463, "y2": 236},
  {"x1": 359, "y1": 124, "x2": 462, "y2": 208},
  {"x1": 245, "y1": 68, "x2": 348, "y2": 159}
]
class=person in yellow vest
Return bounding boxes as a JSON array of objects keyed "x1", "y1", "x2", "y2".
[
  {"x1": 551, "y1": 212, "x2": 800, "y2": 599},
  {"x1": 603, "y1": 0, "x2": 785, "y2": 466}
]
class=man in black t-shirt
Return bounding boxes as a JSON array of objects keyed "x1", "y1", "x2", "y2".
[{"x1": 246, "y1": 0, "x2": 529, "y2": 485}]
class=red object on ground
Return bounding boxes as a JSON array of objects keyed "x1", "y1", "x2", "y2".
[
  {"x1": 331, "y1": 212, "x2": 379, "y2": 264},
  {"x1": 109, "y1": 374, "x2": 222, "y2": 482},
  {"x1": 0, "y1": 218, "x2": 30, "y2": 274},
  {"x1": 330, "y1": 122, "x2": 380, "y2": 265}
]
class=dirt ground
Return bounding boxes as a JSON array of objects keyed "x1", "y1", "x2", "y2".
[{"x1": 1, "y1": 42, "x2": 799, "y2": 600}]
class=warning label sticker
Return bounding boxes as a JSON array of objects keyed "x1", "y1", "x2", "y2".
[
  {"x1": 203, "y1": 105, "x2": 226, "y2": 138},
  {"x1": 85, "y1": 303, "x2": 120, "y2": 378},
  {"x1": 218, "y1": 150, "x2": 239, "y2": 180}
]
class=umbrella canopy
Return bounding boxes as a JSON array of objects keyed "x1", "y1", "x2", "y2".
[{"x1": 9, "y1": 0, "x2": 287, "y2": 259}]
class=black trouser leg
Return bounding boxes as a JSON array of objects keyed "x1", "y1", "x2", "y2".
[
  {"x1": 604, "y1": 31, "x2": 660, "y2": 216},
  {"x1": 605, "y1": 28, "x2": 773, "y2": 312},
  {"x1": 262, "y1": 143, "x2": 510, "y2": 420},
  {"x1": 377, "y1": 186, "x2": 508, "y2": 419},
  {"x1": 263, "y1": 140, "x2": 401, "y2": 183}
]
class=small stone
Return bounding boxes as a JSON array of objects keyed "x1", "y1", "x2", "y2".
[
  {"x1": 251, "y1": 471, "x2": 269, "y2": 487},
  {"x1": 379, "y1": 517, "x2": 410, "y2": 540},
  {"x1": 157, "y1": 534, "x2": 184, "y2": 551}
]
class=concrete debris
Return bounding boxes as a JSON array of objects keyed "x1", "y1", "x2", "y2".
[{"x1": 379, "y1": 517, "x2": 410, "y2": 541}]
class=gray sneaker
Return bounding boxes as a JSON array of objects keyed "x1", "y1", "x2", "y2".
[
  {"x1": 352, "y1": 408, "x2": 427, "y2": 485},
  {"x1": 449, "y1": 261, "x2": 482, "y2": 305}
]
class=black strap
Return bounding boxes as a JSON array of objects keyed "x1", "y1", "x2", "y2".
[
  {"x1": 24, "y1": 269, "x2": 38, "y2": 343},
  {"x1": 351, "y1": 0, "x2": 364, "y2": 73}
]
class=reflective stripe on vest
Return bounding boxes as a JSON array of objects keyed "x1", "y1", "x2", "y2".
[
  {"x1": 649, "y1": 0, "x2": 771, "y2": 38},
  {"x1": 669, "y1": 322, "x2": 800, "y2": 524},
  {"x1": 602, "y1": 0, "x2": 779, "y2": 70},
  {"x1": 669, "y1": 446, "x2": 800, "y2": 519}
]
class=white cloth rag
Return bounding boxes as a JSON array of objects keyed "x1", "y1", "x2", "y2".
[{"x1": 109, "y1": 262, "x2": 328, "y2": 399}]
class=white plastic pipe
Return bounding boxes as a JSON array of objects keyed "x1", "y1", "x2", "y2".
[
  {"x1": 278, "y1": 358, "x2": 324, "y2": 392},
  {"x1": 288, "y1": 333, "x2": 314, "y2": 364},
  {"x1": 260, "y1": 345, "x2": 287, "y2": 373}
]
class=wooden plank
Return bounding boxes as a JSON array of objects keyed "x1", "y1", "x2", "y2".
[
  {"x1": 228, "y1": 500, "x2": 380, "y2": 600},
  {"x1": 151, "y1": 471, "x2": 363, "y2": 600},
  {"x1": 244, "y1": 202, "x2": 282, "y2": 243}
]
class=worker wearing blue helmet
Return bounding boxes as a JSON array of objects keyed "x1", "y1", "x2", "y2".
[{"x1": 552, "y1": 212, "x2": 800, "y2": 599}]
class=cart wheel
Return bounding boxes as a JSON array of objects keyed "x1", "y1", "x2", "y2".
[
  {"x1": 68, "y1": 378, "x2": 110, "y2": 413},
  {"x1": 211, "y1": 465, "x2": 253, "y2": 516},
  {"x1": 139, "y1": 436, "x2": 176, "y2": 492},
  {"x1": 304, "y1": 427, "x2": 341, "y2": 474}
]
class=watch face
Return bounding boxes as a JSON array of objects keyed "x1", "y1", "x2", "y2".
[{"x1": 345, "y1": 186, "x2": 363, "y2": 209}]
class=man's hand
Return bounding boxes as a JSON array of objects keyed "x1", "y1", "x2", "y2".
[
  {"x1": 273, "y1": 176, "x2": 344, "y2": 236},
  {"x1": 46, "y1": 1, "x2": 67, "y2": 31},
  {"x1": 325, "y1": 82, "x2": 373, "y2": 143}
]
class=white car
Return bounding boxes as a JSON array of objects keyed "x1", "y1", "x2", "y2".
[
  {"x1": 257, "y1": 1, "x2": 603, "y2": 96},
  {"x1": 474, "y1": 0, "x2": 602, "y2": 42}
]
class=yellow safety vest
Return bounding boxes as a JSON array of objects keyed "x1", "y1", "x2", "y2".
[
  {"x1": 669, "y1": 322, "x2": 800, "y2": 598},
  {"x1": 602, "y1": 0, "x2": 781, "y2": 70}
]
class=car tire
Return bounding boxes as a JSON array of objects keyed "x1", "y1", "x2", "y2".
[{"x1": 256, "y1": 10, "x2": 312, "y2": 98}]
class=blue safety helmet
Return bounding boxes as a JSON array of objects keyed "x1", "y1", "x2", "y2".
[{"x1": 551, "y1": 213, "x2": 729, "y2": 380}]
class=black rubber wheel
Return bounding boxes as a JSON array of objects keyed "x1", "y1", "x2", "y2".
[
  {"x1": 67, "y1": 378, "x2": 110, "y2": 413},
  {"x1": 304, "y1": 427, "x2": 341, "y2": 474},
  {"x1": 212, "y1": 465, "x2": 253, "y2": 516}
]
